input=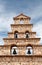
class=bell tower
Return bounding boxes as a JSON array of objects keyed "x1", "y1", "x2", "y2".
[
  {"x1": 3, "y1": 13, "x2": 40, "y2": 56},
  {"x1": 0, "y1": 13, "x2": 42, "y2": 65}
]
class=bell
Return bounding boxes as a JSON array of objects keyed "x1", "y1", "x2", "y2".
[
  {"x1": 26, "y1": 34, "x2": 29, "y2": 38},
  {"x1": 13, "y1": 49, "x2": 17, "y2": 54},
  {"x1": 27, "y1": 49, "x2": 31, "y2": 54},
  {"x1": 16, "y1": 34, "x2": 17, "y2": 38}
]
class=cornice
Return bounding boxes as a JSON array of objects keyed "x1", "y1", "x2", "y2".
[
  {"x1": 3, "y1": 38, "x2": 40, "y2": 40},
  {"x1": 0, "y1": 44, "x2": 42, "y2": 47},
  {"x1": 11, "y1": 24, "x2": 33, "y2": 26},
  {"x1": 0, "y1": 55, "x2": 42, "y2": 57},
  {"x1": 8, "y1": 32, "x2": 36, "y2": 34}
]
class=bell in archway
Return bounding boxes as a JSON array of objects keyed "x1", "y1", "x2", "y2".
[{"x1": 13, "y1": 49, "x2": 17, "y2": 54}]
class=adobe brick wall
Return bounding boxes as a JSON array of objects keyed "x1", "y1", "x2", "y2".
[
  {"x1": 4, "y1": 39, "x2": 40, "y2": 45},
  {"x1": 4, "y1": 39, "x2": 39, "y2": 45},
  {"x1": 0, "y1": 56, "x2": 42, "y2": 65},
  {"x1": 11, "y1": 25, "x2": 33, "y2": 32},
  {"x1": 0, "y1": 46, "x2": 10, "y2": 55}
]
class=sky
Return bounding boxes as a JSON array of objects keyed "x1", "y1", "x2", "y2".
[{"x1": 0, "y1": 0, "x2": 42, "y2": 45}]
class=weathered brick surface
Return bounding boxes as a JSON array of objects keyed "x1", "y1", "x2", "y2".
[
  {"x1": 0, "y1": 56, "x2": 42, "y2": 65},
  {"x1": 11, "y1": 25, "x2": 32, "y2": 32},
  {"x1": 0, "y1": 46, "x2": 10, "y2": 55},
  {"x1": 4, "y1": 39, "x2": 40, "y2": 45}
]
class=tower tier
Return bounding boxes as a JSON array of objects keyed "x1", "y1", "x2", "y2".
[
  {"x1": 8, "y1": 31, "x2": 36, "y2": 38},
  {"x1": 3, "y1": 38, "x2": 40, "y2": 45},
  {"x1": 11, "y1": 24, "x2": 33, "y2": 32}
]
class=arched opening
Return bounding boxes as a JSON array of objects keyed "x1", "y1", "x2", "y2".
[
  {"x1": 26, "y1": 45, "x2": 33, "y2": 55},
  {"x1": 25, "y1": 31, "x2": 29, "y2": 38},
  {"x1": 20, "y1": 19, "x2": 24, "y2": 24},
  {"x1": 11, "y1": 45, "x2": 18, "y2": 55},
  {"x1": 14, "y1": 31, "x2": 18, "y2": 38}
]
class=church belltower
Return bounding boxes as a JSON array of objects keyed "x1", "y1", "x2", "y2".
[{"x1": 0, "y1": 13, "x2": 42, "y2": 65}]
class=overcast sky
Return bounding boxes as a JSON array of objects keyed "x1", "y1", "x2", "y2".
[{"x1": 0, "y1": 0, "x2": 42, "y2": 45}]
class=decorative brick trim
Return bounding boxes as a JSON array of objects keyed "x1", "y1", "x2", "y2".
[
  {"x1": 11, "y1": 24, "x2": 33, "y2": 26},
  {"x1": 0, "y1": 55, "x2": 42, "y2": 57},
  {"x1": 8, "y1": 32, "x2": 36, "y2": 34},
  {"x1": 3, "y1": 38, "x2": 41, "y2": 40}
]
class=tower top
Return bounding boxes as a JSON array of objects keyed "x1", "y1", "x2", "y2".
[{"x1": 13, "y1": 13, "x2": 31, "y2": 20}]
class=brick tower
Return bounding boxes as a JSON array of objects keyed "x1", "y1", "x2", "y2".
[{"x1": 0, "y1": 13, "x2": 42, "y2": 65}]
